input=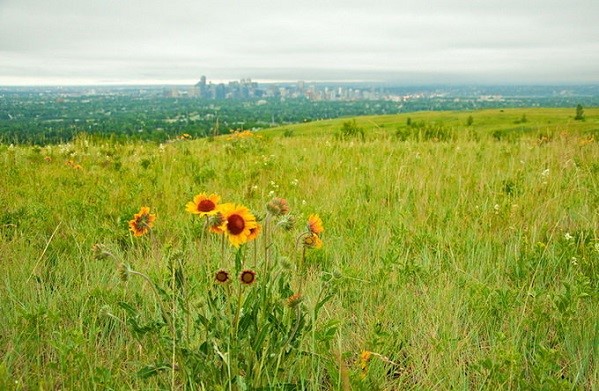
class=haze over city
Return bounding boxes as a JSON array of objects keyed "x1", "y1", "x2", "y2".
[{"x1": 1, "y1": 0, "x2": 598, "y2": 86}]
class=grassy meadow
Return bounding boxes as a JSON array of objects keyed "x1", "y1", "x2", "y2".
[{"x1": 0, "y1": 107, "x2": 598, "y2": 390}]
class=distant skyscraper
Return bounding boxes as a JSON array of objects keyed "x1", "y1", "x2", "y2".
[{"x1": 195, "y1": 75, "x2": 208, "y2": 98}]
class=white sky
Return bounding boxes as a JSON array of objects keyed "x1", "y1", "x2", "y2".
[{"x1": 1, "y1": 0, "x2": 598, "y2": 85}]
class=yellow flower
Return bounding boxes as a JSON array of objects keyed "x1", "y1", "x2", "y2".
[
  {"x1": 218, "y1": 203, "x2": 258, "y2": 247},
  {"x1": 303, "y1": 233, "x2": 323, "y2": 249},
  {"x1": 308, "y1": 214, "x2": 324, "y2": 235},
  {"x1": 359, "y1": 350, "x2": 372, "y2": 378},
  {"x1": 185, "y1": 193, "x2": 220, "y2": 216},
  {"x1": 128, "y1": 207, "x2": 156, "y2": 237}
]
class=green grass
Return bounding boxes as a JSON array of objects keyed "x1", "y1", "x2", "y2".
[{"x1": 0, "y1": 107, "x2": 598, "y2": 389}]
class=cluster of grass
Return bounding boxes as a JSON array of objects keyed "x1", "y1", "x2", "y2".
[{"x1": 0, "y1": 108, "x2": 597, "y2": 389}]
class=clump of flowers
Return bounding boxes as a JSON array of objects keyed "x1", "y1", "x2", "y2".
[
  {"x1": 300, "y1": 214, "x2": 324, "y2": 249},
  {"x1": 128, "y1": 206, "x2": 156, "y2": 237},
  {"x1": 112, "y1": 193, "x2": 331, "y2": 389}
]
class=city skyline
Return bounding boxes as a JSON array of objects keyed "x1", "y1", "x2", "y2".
[{"x1": 1, "y1": 0, "x2": 598, "y2": 86}]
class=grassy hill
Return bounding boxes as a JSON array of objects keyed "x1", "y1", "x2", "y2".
[{"x1": 0, "y1": 108, "x2": 597, "y2": 389}]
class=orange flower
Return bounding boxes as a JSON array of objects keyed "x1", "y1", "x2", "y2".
[
  {"x1": 247, "y1": 223, "x2": 261, "y2": 242},
  {"x1": 303, "y1": 233, "x2": 323, "y2": 249},
  {"x1": 128, "y1": 207, "x2": 156, "y2": 237},
  {"x1": 185, "y1": 193, "x2": 220, "y2": 216},
  {"x1": 359, "y1": 350, "x2": 373, "y2": 378},
  {"x1": 308, "y1": 214, "x2": 324, "y2": 235}
]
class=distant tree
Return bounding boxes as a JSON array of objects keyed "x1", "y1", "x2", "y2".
[
  {"x1": 466, "y1": 115, "x2": 474, "y2": 126},
  {"x1": 574, "y1": 104, "x2": 585, "y2": 121}
]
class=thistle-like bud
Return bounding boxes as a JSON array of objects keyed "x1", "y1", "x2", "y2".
[
  {"x1": 91, "y1": 243, "x2": 112, "y2": 260},
  {"x1": 207, "y1": 211, "x2": 226, "y2": 234},
  {"x1": 277, "y1": 214, "x2": 296, "y2": 231},
  {"x1": 266, "y1": 197, "x2": 290, "y2": 217},
  {"x1": 117, "y1": 263, "x2": 131, "y2": 282}
]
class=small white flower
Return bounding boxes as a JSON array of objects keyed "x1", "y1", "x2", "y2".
[
  {"x1": 570, "y1": 257, "x2": 578, "y2": 266},
  {"x1": 564, "y1": 232, "x2": 573, "y2": 241},
  {"x1": 541, "y1": 168, "x2": 550, "y2": 177},
  {"x1": 268, "y1": 190, "x2": 275, "y2": 197}
]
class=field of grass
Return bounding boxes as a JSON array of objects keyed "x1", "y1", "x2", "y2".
[{"x1": 0, "y1": 107, "x2": 597, "y2": 390}]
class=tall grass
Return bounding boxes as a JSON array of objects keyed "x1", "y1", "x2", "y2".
[{"x1": 0, "y1": 108, "x2": 597, "y2": 389}]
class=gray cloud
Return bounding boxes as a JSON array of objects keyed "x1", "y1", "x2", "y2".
[{"x1": 0, "y1": 0, "x2": 598, "y2": 85}]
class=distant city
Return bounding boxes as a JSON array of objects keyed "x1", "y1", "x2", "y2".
[
  {"x1": 1, "y1": 78, "x2": 597, "y2": 145},
  {"x1": 186, "y1": 76, "x2": 391, "y2": 101},
  {"x1": 159, "y1": 76, "x2": 599, "y2": 103}
]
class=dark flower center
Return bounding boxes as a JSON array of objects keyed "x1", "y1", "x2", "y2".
[
  {"x1": 215, "y1": 270, "x2": 229, "y2": 283},
  {"x1": 240, "y1": 271, "x2": 256, "y2": 284},
  {"x1": 198, "y1": 199, "x2": 216, "y2": 212},
  {"x1": 227, "y1": 214, "x2": 245, "y2": 235}
]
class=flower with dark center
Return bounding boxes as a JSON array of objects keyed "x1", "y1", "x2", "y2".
[
  {"x1": 185, "y1": 193, "x2": 220, "y2": 217},
  {"x1": 218, "y1": 203, "x2": 258, "y2": 247},
  {"x1": 214, "y1": 269, "x2": 230, "y2": 284},
  {"x1": 239, "y1": 269, "x2": 257, "y2": 285},
  {"x1": 128, "y1": 207, "x2": 156, "y2": 237}
]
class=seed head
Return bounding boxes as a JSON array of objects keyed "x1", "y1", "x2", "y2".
[
  {"x1": 266, "y1": 197, "x2": 290, "y2": 216},
  {"x1": 117, "y1": 263, "x2": 131, "y2": 282}
]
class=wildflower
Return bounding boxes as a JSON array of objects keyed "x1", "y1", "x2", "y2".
[
  {"x1": 91, "y1": 243, "x2": 111, "y2": 260},
  {"x1": 128, "y1": 206, "x2": 156, "y2": 237},
  {"x1": 541, "y1": 168, "x2": 550, "y2": 177},
  {"x1": 214, "y1": 269, "x2": 231, "y2": 284},
  {"x1": 266, "y1": 197, "x2": 290, "y2": 216},
  {"x1": 564, "y1": 232, "x2": 573, "y2": 241},
  {"x1": 359, "y1": 350, "x2": 372, "y2": 378},
  {"x1": 308, "y1": 214, "x2": 324, "y2": 235},
  {"x1": 218, "y1": 203, "x2": 258, "y2": 247},
  {"x1": 286, "y1": 293, "x2": 302, "y2": 307},
  {"x1": 186, "y1": 193, "x2": 220, "y2": 216},
  {"x1": 247, "y1": 223, "x2": 261, "y2": 242},
  {"x1": 239, "y1": 269, "x2": 257, "y2": 285},
  {"x1": 207, "y1": 211, "x2": 226, "y2": 234},
  {"x1": 303, "y1": 233, "x2": 323, "y2": 249},
  {"x1": 118, "y1": 263, "x2": 131, "y2": 282},
  {"x1": 277, "y1": 214, "x2": 296, "y2": 231}
]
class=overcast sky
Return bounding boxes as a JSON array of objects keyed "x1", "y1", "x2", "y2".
[{"x1": 1, "y1": 0, "x2": 598, "y2": 85}]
